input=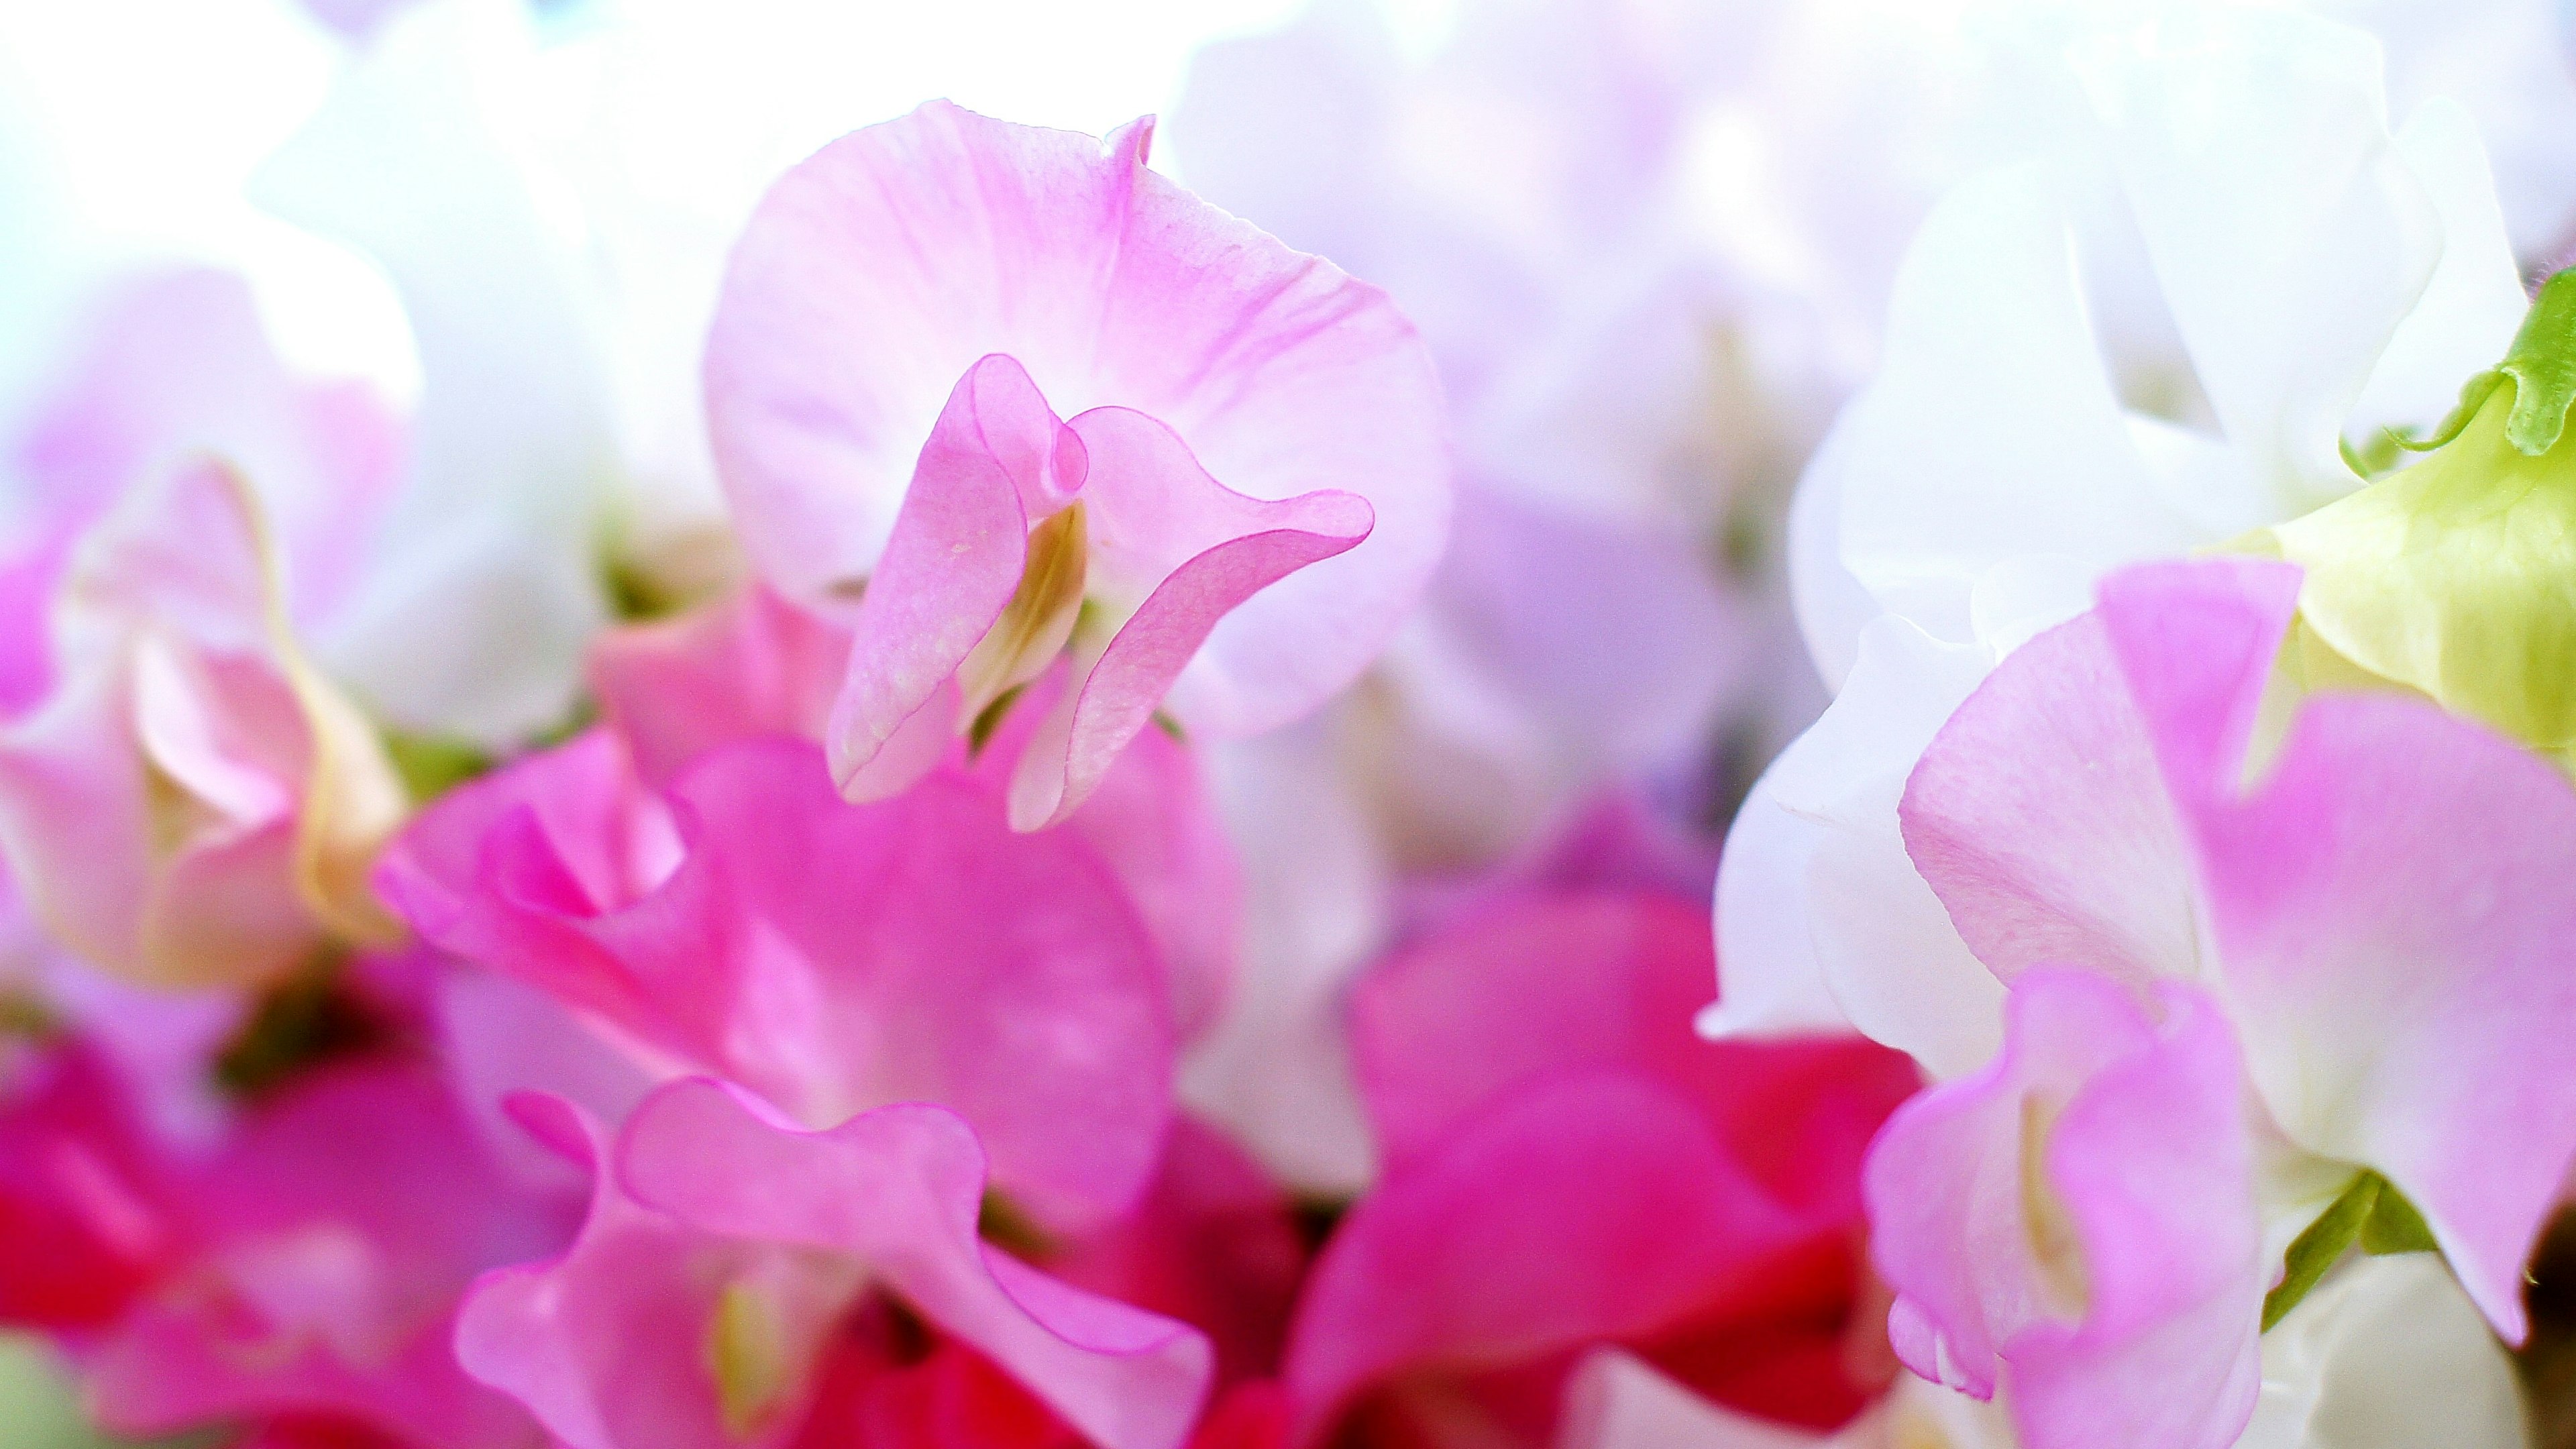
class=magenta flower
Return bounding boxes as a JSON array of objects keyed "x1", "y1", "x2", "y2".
[
  {"x1": 702, "y1": 101, "x2": 1450, "y2": 829},
  {"x1": 586, "y1": 584, "x2": 1242, "y2": 1043},
  {"x1": 1285, "y1": 883, "x2": 1918, "y2": 1447},
  {"x1": 1, "y1": 1047, "x2": 578, "y2": 1449},
  {"x1": 377, "y1": 732, "x2": 1175, "y2": 1233}
]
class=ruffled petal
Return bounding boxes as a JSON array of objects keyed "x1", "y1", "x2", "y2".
[{"x1": 1864, "y1": 970, "x2": 2261, "y2": 1449}]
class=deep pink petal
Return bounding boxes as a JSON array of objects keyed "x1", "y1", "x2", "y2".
[
  {"x1": 1864, "y1": 970, "x2": 2260, "y2": 1449},
  {"x1": 89, "y1": 1059, "x2": 574, "y2": 1449},
  {"x1": 589, "y1": 584, "x2": 850, "y2": 789},
  {"x1": 974, "y1": 664, "x2": 1241, "y2": 1042},
  {"x1": 0, "y1": 1041, "x2": 186, "y2": 1331},
  {"x1": 384, "y1": 735, "x2": 1174, "y2": 1232},
  {"x1": 1282, "y1": 1071, "x2": 1807, "y2": 1444},
  {"x1": 1047, "y1": 1119, "x2": 1311, "y2": 1389},
  {"x1": 1350, "y1": 888, "x2": 1916, "y2": 1228}
]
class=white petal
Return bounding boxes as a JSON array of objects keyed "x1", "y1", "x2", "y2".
[
  {"x1": 1832, "y1": 163, "x2": 2191, "y2": 649},
  {"x1": 2347, "y1": 97, "x2": 2530, "y2": 443},
  {"x1": 2241, "y1": 1254, "x2": 2527, "y2": 1449},
  {"x1": 1709, "y1": 616, "x2": 2002, "y2": 1077},
  {"x1": 2072, "y1": 9, "x2": 2439, "y2": 513}
]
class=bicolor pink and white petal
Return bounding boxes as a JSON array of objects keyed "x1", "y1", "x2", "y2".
[
  {"x1": 1900, "y1": 557, "x2": 2576, "y2": 1346},
  {"x1": 704, "y1": 101, "x2": 1448, "y2": 826}
]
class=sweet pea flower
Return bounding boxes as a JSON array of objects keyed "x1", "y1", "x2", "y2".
[
  {"x1": 457, "y1": 1083, "x2": 1210, "y2": 1449},
  {"x1": 1711, "y1": 5, "x2": 2540, "y2": 1071},
  {"x1": 0, "y1": 268, "x2": 411, "y2": 991},
  {"x1": 1281, "y1": 877, "x2": 1918, "y2": 1448},
  {"x1": 586, "y1": 582, "x2": 1242, "y2": 1043},
  {"x1": 2241, "y1": 265, "x2": 2576, "y2": 771},
  {"x1": 1548, "y1": 1254, "x2": 2520, "y2": 1449},
  {"x1": 0, "y1": 1038, "x2": 578, "y2": 1449},
  {"x1": 0, "y1": 460, "x2": 408, "y2": 991},
  {"x1": 1855, "y1": 557, "x2": 2576, "y2": 1445},
  {"x1": 377, "y1": 731, "x2": 1175, "y2": 1233},
  {"x1": 702, "y1": 100, "x2": 1450, "y2": 830}
]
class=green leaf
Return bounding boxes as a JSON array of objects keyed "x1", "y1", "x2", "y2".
[
  {"x1": 2262, "y1": 1171, "x2": 2442, "y2": 1331},
  {"x1": 2263, "y1": 1173, "x2": 2379, "y2": 1331}
]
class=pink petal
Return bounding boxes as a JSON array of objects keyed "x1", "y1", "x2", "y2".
[
  {"x1": 704, "y1": 101, "x2": 1448, "y2": 738},
  {"x1": 88, "y1": 1059, "x2": 574, "y2": 1449},
  {"x1": 383, "y1": 734, "x2": 1174, "y2": 1232},
  {"x1": 1008, "y1": 409, "x2": 1370, "y2": 830},
  {"x1": 1282, "y1": 1071, "x2": 1817, "y2": 1444},
  {"x1": 1350, "y1": 888, "x2": 1917, "y2": 1234},
  {"x1": 2097, "y1": 558, "x2": 2576, "y2": 1342},
  {"x1": 1898, "y1": 610, "x2": 2202, "y2": 996},
  {"x1": 1864, "y1": 970, "x2": 2261, "y2": 1449},
  {"x1": 589, "y1": 584, "x2": 851, "y2": 790},
  {"x1": 825, "y1": 355, "x2": 1075, "y2": 799},
  {"x1": 619, "y1": 1080, "x2": 1214, "y2": 1449},
  {"x1": 973, "y1": 665, "x2": 1242, "y2": 1044}
]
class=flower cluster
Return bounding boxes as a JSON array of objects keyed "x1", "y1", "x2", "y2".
[{"x1": 6, "y1": 1, "x2": 2576, "y2": 1448}]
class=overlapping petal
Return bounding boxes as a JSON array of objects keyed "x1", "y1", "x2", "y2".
[
  {"x1": 458, "y1": 1083, "x2": 1212, "y2": 1449},
  {"x1": 380, "y1": 733, "x2": 1174, "y2": 1231},
  {"x1": 704, "y1": 100, "x2": 1448, "y2": 755},
  {"x1": 1866, "y1": 969, "x2": 2261, "y2": 1449}
]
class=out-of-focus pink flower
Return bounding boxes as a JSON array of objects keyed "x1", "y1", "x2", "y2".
[
  {"x1": 703, "y1": 101, "x2": 1449, "y2": 829},
  {"x1": 377, "y1": 731, "x2": 1175, "y2": 1232},
  {"x1": 588, "y1": 584, "x2": 1242, "y2": 1042},
  {"x1": 1283, "y1": 884, "x2": 1918, "y2": 1447},
  {"x1": 1048, "y1": 1120, "x2": 1314, "y2": 1395},
  {"x1": 0, "y1": 270, "x2": 408, "y2": 994},
  {"x1": 56, "y1": 1053, "x2": 576, "y2": 1448},
  {"x1": 0, "y1": 1042, "x2": 186, "y2": 1332},
  {"x1": 456, "y1": 1082, "x2": 1211, "y2": 1449},
  {"x1": 0, "y1": 458, "x2": 409, "y2": 990},
  {"x1": 1865, "y1": 970, "x2": 2261, "y2": 1449}
]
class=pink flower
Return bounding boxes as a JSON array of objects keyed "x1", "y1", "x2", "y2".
[
  {"x1": 0, "y1": 270, "x2": 409, "y2": 991},
  {"x1": 702, "y1": 101, "x2": 1450, "y2": 829},
  {"x1": 1283, "y1": 884, "x2": 1919, "y2": 1448},
  {"x1": 31, "y1": 1051, "x2": 578, "y2": 1449},
  {"x1": 455, "y1": 1083, "x2": 1211, "y2": 1449},
  {"x1": 1865, "y1": 971, "x2": 2261, "y2": 1449},
  {"x1": 377, "y1": 731, "x2": 1175, "y2": 1233},
  {"x1": 0, "y1": 460, "x2": 409, "y2": 989},
  {"x1": 1870, "y1": 555, "x2": 2576, "y2": 1445},
  {"x1": 588, "y1": 584, "x2": 1242, "y2": 1042}
]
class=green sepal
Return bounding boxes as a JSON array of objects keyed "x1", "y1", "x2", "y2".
[
  {"x1": 2358, "y1": 1179, "x2": 2440, "y2": 1256},
  {"x1": 2261, "y1": 1171, "x2": 2441, "y2": 1331},
  {"x1": 966, "y1": 684, "x2": 1028, "y2": 756},
  {"x1": 2415, "y1": 269, "x2": 2576, "y2": 458}
]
